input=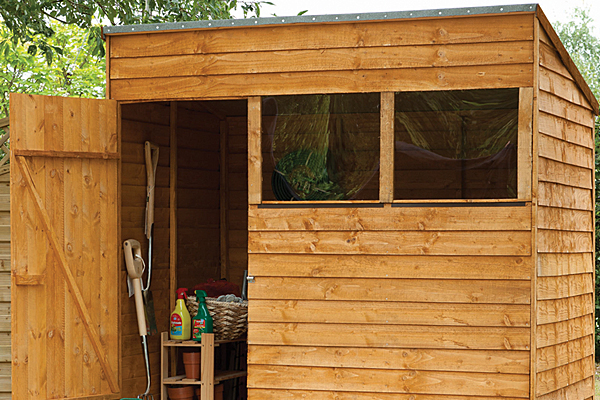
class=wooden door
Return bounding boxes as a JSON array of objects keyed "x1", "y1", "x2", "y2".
[{"x1": 10, "y1": 94, "x2": 120, "y2": 399}]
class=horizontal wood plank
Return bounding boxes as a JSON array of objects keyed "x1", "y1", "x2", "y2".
[
  {"x1": 537, "y1": 294, "x2": 594, "y2": 324},
  {"x1": 248, "y1": 389, "x2": 527, "y2": 400},
  {"x1": 538, "y1": 157, "x2": 592, "y2": 190},
  {"x1": 109, "y1": 14, "x2": 535, "y2": 58},
  {"x1": 247, "y1": 365, "x2": 529, "y2": 397},
  {"x1": 248, "y1": 230, "x2": 532, "y2": 256},
  {"x1": 248, "y1": 254, "x2": 532, "y2": 280},
  {"x1": 535, "y1": 376, "x2": 594, "y2": 400},
  {"x1": 538, "y1": 112, "x2": 593, "y2": 149},
  {"x1": 538, "y1": 183, "x2": 592, "y2": 211},
  {"x1": 537, "y1": 253, "x2": 594, "y2": 277},
  {"x1": 536, "y1": 355, "x2": 594, "y2": 396},
  {"x1": 538, "y1": 134, "x2": 593, "y2": 169},
  {"x1": 537, "y1": 335, "x2": 593, "y2": 372},
  {"x1": 249, "y1": 299, "x2": 530, "y2": 327},
  {"x1": 538, "y1": 207, "x2": 592, "y2": 233},
  {"x1": 538, "y1": 42, "x2": 572, "y2": 81},
  {"x1": 537, "y1": 274, "x2": 594, "y2": 300},
  {"x1": 539, "y1": 68, "x2": 592, "y2": 110},
  {"x1": 537, "y1": 314, "x2": 594, "y2": 348},
  {"x1": 248, "y1": 205, "x2": 531, "y2": 231},
  {"x1": 110, "y1": 64, "x2": 533, "y2": 101},
  {"x1": 248, "y1": 345, "x2": 529, "y2": 374},
  {"x1": 537, "y1": 230, "x2": 593, "y2": 253},
  {"x1": 248, "y1": 322, "x2": 530, "y2": 350},
  {"x1": 249, "y1": 277, "x2": 530, "y2": 304},
  {"x1": 538, "y1": 91, "x2": 595, "y2": 129},
  {"x1": 110, "y1": 41, "x2": 534, "y2": 79}
]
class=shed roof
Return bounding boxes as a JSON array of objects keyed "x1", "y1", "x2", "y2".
[{"x1": 103, "y1": 4, "x2": 599, "y2": 114}]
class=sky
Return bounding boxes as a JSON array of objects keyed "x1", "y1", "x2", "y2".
[{"x1": 232, "y1": 0, "x2": 600, "y2": 31}]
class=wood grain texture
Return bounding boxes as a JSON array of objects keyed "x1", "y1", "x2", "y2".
[
  {"x1": 538, "y1": 133, "x2": 593, "y2": 169},
  {"x1": 537, "y1": 230, "x2": 593, "y2": 253},
  {"x1": 249, "y1": 253, "x2": 531, "y2": 280},
  {"x1": 538, "y1": 91, "x2": 595, "y2": 129},
  {"x1": 537, "y1": 335, "x2": 593, "y2": 372},
  {"x1": 248, "y1": 205, "x2": 531, "y2": 231},
  {"x1": 537, "y1": 253, "x2": 594, "y2": 277},
  {"x1": 248, "y1": 389, "x2": 527, "y2": 400},
  {"x1": 538, "y1": 112, "x2": 593, "y2": 149},
  {"x1": 518, "y1": 87, "x2": 533, "y2": 199},
  {"x1": 248, "y1": 345, "x2": 529, "y2": 373},
  {"x1": 536, "y1": 314, "x2": 593, "y2": 348},
  {"x1": 537, "y1": 294, "x2": 594, "y2": 324},
  {"x1": 109, "y1": 14, "x2": 534, "y2": 58},
  {"x1": 110, "y1": 41, "x2": 535, "y2": 79},
  {"x1": 110, "y1": 64, "x2": 533, "y2": 101},
  {"x1": 247, "y1": 97, "x2": 262, "y2": 205},
  {"x1": 249, "y1": 277, "x2": 530, "y2": 304},
  {"x1": 537, "y1": 274, "x2": 594, "y2": 300},
  {"x1": 379, "y1": 92, "x2": 394, "y2": 202},
  {"x1": 538, "y1": 183, "x2": 592, "y2": 211},
  {"x1": 248, "y1": 322, "x2": 530, "y2": 350},
  {"x1": 249, "y1": 299, "x2": 530, "y2": 327},
  {"x1": 535, "y1": 376, "x2": 594, "y2": 400},
  {"x1": 247, "y1": 365, "x2": 529, "y2": 397},
  {"x1": 538, "y1": 157, "x2": 592, "y2": 190},
  {"x1": 248, "y1": 230, "x2": 531, "y2": 256},
  {"x1": 536, "y1": 355, "x2": 594, "y2": 396},
  {"x1": 10, "y1": 94, "x2": 120, "y2": 398}
]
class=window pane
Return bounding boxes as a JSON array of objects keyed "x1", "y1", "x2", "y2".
[
  {"x1": 394, "y1": 89, "x2": 519, "y2": 200},
  {"x1": 262, "y1": 93, "x2": 380, "y2": 201}
]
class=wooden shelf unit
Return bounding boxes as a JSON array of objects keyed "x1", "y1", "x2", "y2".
[{"x1": 160, "y1": 332, "x2": 247, "y2": 400}]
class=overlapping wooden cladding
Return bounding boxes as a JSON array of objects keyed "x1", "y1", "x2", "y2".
[
  {"x1": 534, "y1": 24, "x2": 595, "y2": 400},
  {"x1": 107, "y1": 13, "x2": 535, "y2": 100}
]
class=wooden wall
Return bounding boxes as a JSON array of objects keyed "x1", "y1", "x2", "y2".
[
  {"x1": 226, "y1": 116, "x2": 249, "y2": 288},
  {"x1": 0, "y1": 169, "x2": 10, "y2": 399},
  {"x1": 534, "y1": 25, "x2": 596, "y2": 400},
  {"x1": 176, "y1": 103, "x2": 221, "y2": 287},
  {"x1": 246, "y1": 204, "x2": 533, "y2": 399},
  {"x1": 107, "y1": 13, "x2": 534, "y2": 101},
  {"x1": 120, "y1": 102, "x2": 172, "y2": 397}
]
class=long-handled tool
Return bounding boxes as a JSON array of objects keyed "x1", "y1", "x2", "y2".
[
  {"x1": 143, "y1": 141, "x2": 159, "y2": 335},
  {"x1": 123, "y1": 239, "x2": 153, "y2": 400}
]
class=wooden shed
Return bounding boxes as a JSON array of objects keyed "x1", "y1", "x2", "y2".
[{"x1": 9, "y1": 3, "x2": 598, "y2": 400}]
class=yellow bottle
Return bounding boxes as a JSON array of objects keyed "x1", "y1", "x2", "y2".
[{"x1": 170, "y1": 288, "x2": 191, "y2": 340}]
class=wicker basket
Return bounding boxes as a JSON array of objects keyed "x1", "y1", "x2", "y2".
[{"x1": 186, "y1": 296, "x2": 248, "y2": 341}]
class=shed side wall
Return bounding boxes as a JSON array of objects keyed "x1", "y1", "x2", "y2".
[
  {"x1": 535, "y1": 25, "x2": 596, "y2": 400},
  {"x1": 107, "y1": 13, "x2": 534, "y2": 101},
  {"x1": 247, "y1": 204, "x2": 533, "y2": 399}
]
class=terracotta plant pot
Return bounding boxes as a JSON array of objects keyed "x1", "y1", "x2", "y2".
[
  {"x1": 195, "y1": 384, "x2": 223, "y2": 400},
  {"x1": 182, "y1": 351, "x2": 200, "y2": 380},
  {"x1": 167, "y1": 385, "x2": 194, "y2": 400}
]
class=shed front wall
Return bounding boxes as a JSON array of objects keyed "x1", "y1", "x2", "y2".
[
  {"x1": 246, "y1": 204, "x2": 532, "y2": 398},
  {"x1": 106, "y1": 12, "x2": 534, "y2": 101}
]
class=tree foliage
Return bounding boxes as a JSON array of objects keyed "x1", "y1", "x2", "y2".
[
  {"x1": 554, "y1": 8, "x2": 600, "y2": 360},
  {"x1": 0, "y1": 0, "x2": 271, "y2": 62}
]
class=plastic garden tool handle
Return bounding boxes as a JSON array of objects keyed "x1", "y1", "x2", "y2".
[{"x1": 123, "y1": 239, "x2": 147, "y2": 337}]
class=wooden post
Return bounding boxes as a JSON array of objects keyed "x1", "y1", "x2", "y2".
[
  {"x1": 517, "y1": 87, "x2": 533, "y2": 200},
  {"x1": 200, "y1": 333, "x2": 215, "y2": 400},
  {"x1": 220, "y1": 120, "x2": 230, "y2": 280},
  {"x1": 169, "y1": 101, "x2": 178, "y2": 375},
  {"x1": 379, "y1": 92, "x2": 395, "y2": 203},
  {"x1": 248, "y1": 97, "x2": 262, "y2": 205}
]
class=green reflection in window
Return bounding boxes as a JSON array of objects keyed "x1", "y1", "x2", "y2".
[{"x1": 262, "y1": 93, "x2": 380, "y2": 201}]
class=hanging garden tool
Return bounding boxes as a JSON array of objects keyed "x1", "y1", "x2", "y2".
[
  {"x1": 143, "y1": 141, "x2": 159, "y2": 335},
  {"x1": 123, "y1": 239, "x2": 154, "y2": 400}
]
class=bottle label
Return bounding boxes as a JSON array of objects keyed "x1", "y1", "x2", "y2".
[
  {"x1": 170, "y1": 314, "x2": 183, "y2": 336},
  {"x1": 192, "y1": 319, "x2": 206, "y2": 339}
]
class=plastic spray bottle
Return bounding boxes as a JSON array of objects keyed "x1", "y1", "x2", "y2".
[
  {"x1": 192, "y1": 290, "x2": 213, "y2": 341},
  {"x1": 170, "y1": 288, "x2": 191, "y2": 340}
]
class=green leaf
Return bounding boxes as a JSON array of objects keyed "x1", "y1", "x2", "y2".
[
  {"x1": 297, "y1": 10, "x2": 308, "y2": 16},
  {"x1": 27, "y1": 44, "x2": 37, "y2": 56}
]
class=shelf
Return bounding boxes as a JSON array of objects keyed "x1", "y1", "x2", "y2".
[
  {"x1": 162, "y1": 337, "x2": 246, "y2": 348},
  {"x1": 162, "y1": 370, "x2": 247, "y2": 385}
]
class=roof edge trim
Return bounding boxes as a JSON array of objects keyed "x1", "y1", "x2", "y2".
[{"x1": 103, "y1": 4, "x2": 537, "y2": 35}]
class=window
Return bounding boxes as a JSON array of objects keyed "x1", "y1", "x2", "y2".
[
  {"x1": 394, "y1": 89, "x2": 519, "y2": 200},
  {"x1": 262, "y1": 93, "x2": 380, "y2": 201}
]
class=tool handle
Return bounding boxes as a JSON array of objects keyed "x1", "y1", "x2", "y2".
[{"x1": 132, "y1": 277, "x2": 148, "y2": 336}]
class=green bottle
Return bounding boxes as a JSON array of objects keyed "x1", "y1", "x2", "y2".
[{"x1": 192, "y1": 290, "x2": 213, "y2": 341}]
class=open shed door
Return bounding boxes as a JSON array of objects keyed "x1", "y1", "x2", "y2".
[{"x1": 10, "y1": 94, "x2": 120, "y2": 399}]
